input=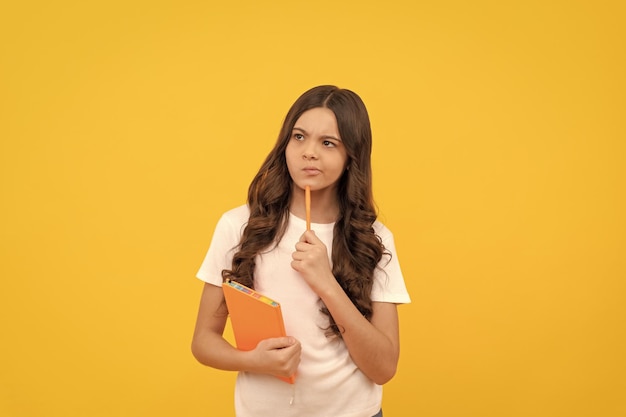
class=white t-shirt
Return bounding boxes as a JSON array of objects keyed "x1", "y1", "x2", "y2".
[{"x1": 196, "y1": 205, "x2": 411, "y2": 417}]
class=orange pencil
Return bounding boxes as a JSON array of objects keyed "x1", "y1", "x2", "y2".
[{"x1": 305, "y1": 185, "x2": 311, "y2": 231}]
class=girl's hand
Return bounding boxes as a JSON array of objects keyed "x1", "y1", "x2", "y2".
[
  {"x1": 291, "y1": 230, "x2": 337, "y2": 295},
  {"x1": 249, "y1": 336, "x2": 301, "y2": 379}
]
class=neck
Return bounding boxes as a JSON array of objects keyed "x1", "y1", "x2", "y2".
[{"x1": 290, "y1": 185, "x2": 339, "y2": 224}]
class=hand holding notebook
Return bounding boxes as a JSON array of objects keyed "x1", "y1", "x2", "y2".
[
  {"x1": 222, "y1": 279, "x2": 297, "y2": 384},
  {"x1": 222, "y1": 187, "x2": 312, "y2": 384}
]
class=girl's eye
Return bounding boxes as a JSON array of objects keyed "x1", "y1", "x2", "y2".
[
  {"x1": 323, "y1": 140, "x2": 336, "y2": 147},
  {"x1": 294, "y1": 133, "x2": 304, "y2": 141}
]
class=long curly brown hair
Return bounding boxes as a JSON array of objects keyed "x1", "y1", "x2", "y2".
[{"x1": 222, "y1": 85, "x2": 387, "y2": 336}]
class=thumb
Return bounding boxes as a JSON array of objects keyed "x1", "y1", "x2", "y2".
[
  {"x1": 301, "y1": 229, "x2": 318, "y2": 243},
  {"x1": 263, "y1": 336, "x2": 296, "y2": 350}
]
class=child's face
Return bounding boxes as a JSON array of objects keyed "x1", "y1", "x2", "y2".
[{"x1": 285, "y1": 107, "x2": 348, "y2": 193}]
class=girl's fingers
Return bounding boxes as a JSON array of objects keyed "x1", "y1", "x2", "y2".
[
  {"x1": 299, "y1": 230, "x2": 318, "y2": 243},
  {"x1": 261, "y1": 336, "x2": 297, "y2": 350},
  {"x1": 294, "y1": 241, "x2": 311, "y2": 253}
]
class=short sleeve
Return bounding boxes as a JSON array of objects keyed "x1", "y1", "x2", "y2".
[
  {"x1": 196, "y1": 206, "x2": 249, "y2": 286},
  {"x1": 371, "y1": 223, "x2": 411, "y2": 304}
]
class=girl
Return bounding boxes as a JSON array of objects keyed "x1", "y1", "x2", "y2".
[{"x1": 192, "y1": 85, "x2": 410, "y2": 417}]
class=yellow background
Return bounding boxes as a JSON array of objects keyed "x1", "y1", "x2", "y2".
[{"x1": 1, "y1": 1, "x2": 624, "y2": 416}]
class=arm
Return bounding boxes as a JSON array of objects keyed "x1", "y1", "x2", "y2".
[
  {"x1": 291, "y1": 231, "x2": 400, "y2": 385},
  {"x1": 191, "y1": 282, "x2": 301, "y2": 379},
  {"x1": 321, "y1": 289, "x2": 400, "y2": 385}
]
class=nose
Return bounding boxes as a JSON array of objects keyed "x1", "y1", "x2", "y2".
[{"x1": 302, "y1": 142, "x2": 318, "y2": 160}]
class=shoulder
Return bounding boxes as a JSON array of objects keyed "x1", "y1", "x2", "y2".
[
  {"x1": 220, "y1": 204, "x2": 250, "y2": 224},
  {"x1": 373, "y1": 220, "x2": 394, "y2": 242},
  {"x1": 212, "y1": 204, "x2": 250, "y2": 238}
]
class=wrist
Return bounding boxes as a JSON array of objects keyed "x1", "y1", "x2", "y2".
[{"x1": 317, "y1": 274, "x2": 344, "y2": 302}]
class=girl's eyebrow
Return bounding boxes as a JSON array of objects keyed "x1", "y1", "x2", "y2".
[{"x1": 292, "y1": 126, "x2": 341, "y2": 142}]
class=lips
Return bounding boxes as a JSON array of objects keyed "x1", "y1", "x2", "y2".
[{"x1": 302, "y1": 166, "x2": 321, "y2": 175}]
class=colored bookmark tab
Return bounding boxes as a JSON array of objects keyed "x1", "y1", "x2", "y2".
[{"x1": 305, "y1": 185, "x2": 311, "y2": 231}]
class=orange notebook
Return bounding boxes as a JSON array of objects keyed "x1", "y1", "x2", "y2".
[{"x1": 222, "y1": 280, "x2": 295, "y2": 384}]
